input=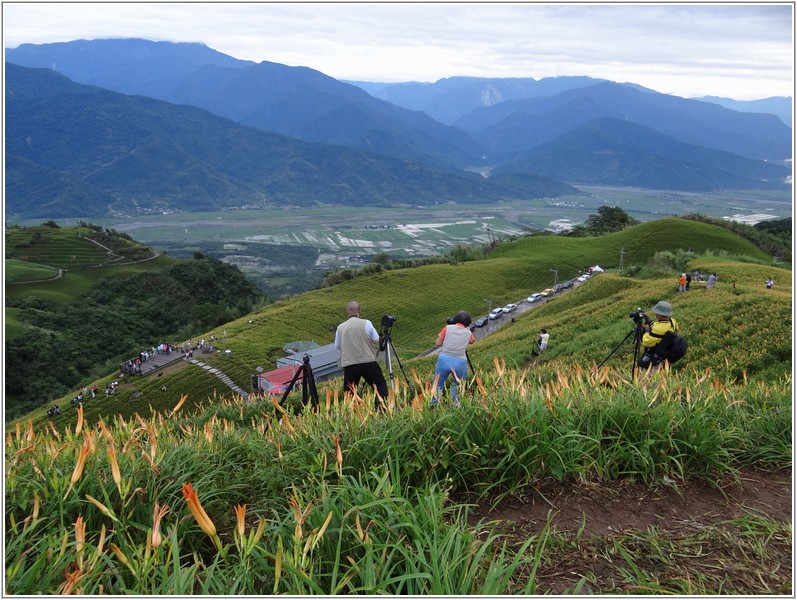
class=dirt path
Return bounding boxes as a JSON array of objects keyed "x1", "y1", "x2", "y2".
[
  {"x1": 469, "y1": 468, "x2": 791, "y2": 536},
  {"x1": 466, "y1": 468, "x2": 792, "y2": 593}
]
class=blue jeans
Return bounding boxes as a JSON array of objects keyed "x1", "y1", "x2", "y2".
[{"x1": 432, "y1": 353, "x2": 468, "y2": 403}]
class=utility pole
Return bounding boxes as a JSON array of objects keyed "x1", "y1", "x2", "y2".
[
  {"x1": 619, "y1": 247, "x2": 625, "y2": 269},
  {"x1": 550, "y1": 266, "x2": 559, "y2": 288}
]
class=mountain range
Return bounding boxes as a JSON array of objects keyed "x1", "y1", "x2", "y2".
[
  {"x1": 352, "y1": 77, "x2": 793, "y2": 129},
  {"x1": 4, "y1": 38, "x2": 792, "y2": 219},
  {"x1": 7, "y1": 63, "x2": 578, "y2": 219}
]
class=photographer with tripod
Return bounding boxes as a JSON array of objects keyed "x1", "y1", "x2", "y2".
[
  {"x1": 334, "y1": 300, "x2": 389, "y2": 409},
  {"x1": 639, "y1": 301, "x2": 680, "y2": 373},
  {"x1": 431, "y1": 311, "x2": 475, "y2": 408}
]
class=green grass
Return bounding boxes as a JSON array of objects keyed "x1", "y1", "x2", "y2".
[
  {"x1": 6, "y1": 226, "x2": 115, "y2": 269},
  {"x1": 5, "y1": 224, "x2": 175, "y2": 305},
  {"x1": 9, "y1": 217, "x2": 791, "y2": 432},
  {"x1": 4, "y1": 216, "x2": 792, "y2": 594},
  {"x1": 5, "y1": 254, "x2": 177, "y2": 305},
  {"x1": 5, "y1": 307, "x2": 27, "y2": 340},
  {"x1": 26, "y1": 361, "x2": 242, "y2": 429},
  {"x1": 492, "y1": 217, "x2": 772, "y2": 263},
  {"x1": 4, "y1": 365, "x2": 791, "y2": 594},
  {"x1": 4, "y1": 259, "x2": 59, "y2": 283}
]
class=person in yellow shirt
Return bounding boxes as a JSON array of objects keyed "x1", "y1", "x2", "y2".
[{"x1": 639, "y1": 301, "x2": 679, "y2": 370}]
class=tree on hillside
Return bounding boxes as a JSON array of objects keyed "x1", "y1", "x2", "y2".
[{"x1": 566, "y1": 206, "x2": 639, "y2": 237}]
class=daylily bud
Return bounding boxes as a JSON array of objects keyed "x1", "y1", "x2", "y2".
[
  {"x1": 234, "y1": 504, "x2": 247, "y2": 539},
  {"x1": 181, "y1": 482, "x2": 217, "y2": 539}
]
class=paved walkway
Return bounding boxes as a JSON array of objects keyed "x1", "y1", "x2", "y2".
[
  {"x1": 188, "y1": 358, "x2": 249, "y2": 400},
  {"x1": 135, "y1": 351, "x2": 185, "y2": 375}
]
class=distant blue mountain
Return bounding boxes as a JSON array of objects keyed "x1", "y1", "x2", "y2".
[
  {"x1": 5, "y1": 38, "x2": 792, "y2": 201},
  {"x1": 6, "y1": 39, "x2": 485, "y2": 170},
  {"x1": 694, "y1": 95, "x2": 792, "y2": 128},
  {"x1": 492, "y1": 117, "x2": 791, "y2": 191},
  {"x1": 5, "y1": 63, "x2": 575, "y2": 219},
  {"x1": 6, "y1": 38, "x2": 252, "y2": 95},
  {"x1": 458, "y1": 82, "x2": 792, "y2": 163},
  {"x1": 348, "y1": 75, "x2": 615, "y2": 125}
]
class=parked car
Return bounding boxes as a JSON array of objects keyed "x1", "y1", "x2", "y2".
[
  {"x1": 488, "y1": 308, "x2": 504, "y2": 320},
  {"x1": 526, "y1": 293, "x2": 543, "y2": 303},
  {"x1": 502, "y1": 303, "x2": 518, "y2": 313},
  {"x1": 577, "y1": 274, "x2": 590, "y2": 282},
  {"x1": 472, "y1": 317, "x2": 489, "y2": 328},
  {"x1": 541, "y1": 288, "x2": 556, "y2": 297}
]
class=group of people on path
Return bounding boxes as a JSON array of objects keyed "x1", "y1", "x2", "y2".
[
  {"x1": 334, "y1": 300, "x2": 479, "y2": 409},
  {"x1": 682, "y1": 270, "x2": 776, "y2": 292},
  {"x1": 333, "y1": 292, "x2": 689, "y2": 410},
  {"x1": 335, "y1": 299, "x2": 552, "y2": 409},
  {"x1": 121, "y1": 343, "x2": 177, "y2": 375},
  {"x1": 679, "y1": 270, "x2": 717, "y2": 291}
]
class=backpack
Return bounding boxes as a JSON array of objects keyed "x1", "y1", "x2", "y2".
[{"x1": 655, "y1": 330, "x2": 688, "y2": 363}]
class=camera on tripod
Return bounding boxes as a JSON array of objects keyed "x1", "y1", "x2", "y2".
[
  {"x1": 629, "y1": 308, "x2": 653, "y2": 326},
  {"x1": 380, "y1": 315, "x2": 397, "y2": 348}
]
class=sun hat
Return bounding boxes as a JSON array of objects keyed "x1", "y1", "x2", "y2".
[{"x1": 652, "y1": 301, "x2": 673, "y2": 317}]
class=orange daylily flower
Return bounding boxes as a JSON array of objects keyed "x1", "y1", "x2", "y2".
[
  {"x1": 75, "y1": 405, "x2": 84, "y2": 435},
  {"x1": 333, "y1": 434, "x2": 343, "y2": 470},
  {"x1": 170, "y1": 394, "x2": 189, "y2": 417},
  {"x1": 106, "y1": 443, "x2": 123, "y2": 494},
  {"x1": 64, "y1": 436, "x2": 93, "y2": 498},
  {"x1": 58, "y1": 566, "x2": 84, "y2": 595},
  {"x1": 234, "y1": 504, "x2": 247, "y2": 538},
  {"x1": 85, "y1": 495, "x2": 116, "y2": 521},
  {"x1": 181, "y1": 482, "x2": 217, "y2": 539},
  {"x1": 74, "y1": 516, "x2": 86, "y2": 568}
]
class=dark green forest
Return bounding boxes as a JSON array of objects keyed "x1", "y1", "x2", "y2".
[
  {"x1": 155, "y1": 240, "x2": 325, "y2": 298},
  {"x1": 5, "y1": 256, "x2": 263, "y2": 419}
]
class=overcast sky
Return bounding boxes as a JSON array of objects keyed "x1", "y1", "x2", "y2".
[{"x1": 3, "y1": 2, "x2": 793, "y2": 100}]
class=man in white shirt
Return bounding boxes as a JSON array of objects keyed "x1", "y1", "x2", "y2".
[{"x1": 334, "y1": 300, "x2": 389, "y2": 408}]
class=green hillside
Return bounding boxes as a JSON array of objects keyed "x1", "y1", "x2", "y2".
[
  {"x1": 5, "y1": 216, "x2": 791, "y2": 595},
  {"x1": 6, "y1": 254, "x2": 178, "y2": 307},
  {"x1": 5, "y1": 224, "x2": 169, "y2": 306},
  {"x1": 5, "y1": 224, "x2": 155, "y2": 268},
  {"x1": 491, "y1": 217, "x2": 771, "y2": 263},
  {"x1": 5, "y1": 258, "x2": 59, "y2": 284},
  {"x1": 5, "y1": 226, "x2": 264, "y2": 417},
  {"x1": 11, "y1": 217, "x2": 790, "y2": 430}
]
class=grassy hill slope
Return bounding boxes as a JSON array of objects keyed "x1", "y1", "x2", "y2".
[
  {"x1": 5, "y1": 224, "x2": 170, "y2": 308},
  {"x1": 5, "y1": 216, "x2": 791, "y2": 595},
  {"x1": 12, "y1": 217, "x2": 789, "y2": 431},
  {"x1": 472, "y1": 261, "x2": 791, "y2": 382}
]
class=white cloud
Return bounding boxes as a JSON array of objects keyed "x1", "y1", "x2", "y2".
[{"x1": 2, "y1": 2, "x2": 793, "y2": 100}]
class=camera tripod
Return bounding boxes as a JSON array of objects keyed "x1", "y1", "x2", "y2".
[
  {"x1": 464, "y1": 350, "x2": 481, "y2": 396},
  {"x1": 597, "y1": 322, "x2": 644, "y2": 378},
  {"x1": 378, "y1": 325, "x2": 415, "y2": 396},
  {"x1": 279, "y1": 354, "x2": 319, "y2": 410}
]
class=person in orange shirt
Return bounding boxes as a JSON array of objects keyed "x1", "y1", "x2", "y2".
[{"x1": 678, "y1": 273, "x2": 687, "y2": 292}]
